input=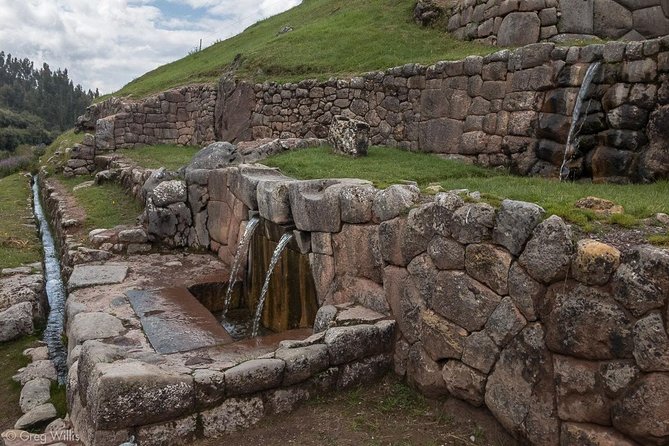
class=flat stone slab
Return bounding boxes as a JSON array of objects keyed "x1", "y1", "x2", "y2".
[
  {"x1": 127, "y1": 287, "x2": 234, "y2": 354},
  {"x1": 68, "y1": 263, "x2": 128, "y2": 291}
]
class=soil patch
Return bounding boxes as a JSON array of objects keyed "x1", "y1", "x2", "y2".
[{"x1": 198, "y1": 375, "x2": 518, "y2": 446}]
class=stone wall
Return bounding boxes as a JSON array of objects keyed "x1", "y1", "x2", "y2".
[
  {"x1": 243, "y1": 37, "x2": 669, "y2": 182},
  {"x1": 77, "y1": 84, "x2": 216, "y2": 153},
  {"x1": 418, "y1": 0, "x2": 669, "y2": 45},
  {"x1": 187, "y1": 163, "x2": 668, "y2": 446}
]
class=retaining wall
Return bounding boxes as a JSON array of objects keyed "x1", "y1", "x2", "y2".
[
  {"x1": 78, "y1": 38, "x2": 669, "y2": 182},
  {"x1": 422, "y1": 0, "x2": 669, "y2": 45},
  {"x1": 194, "y1": 164, "x2": 668, "y2": 446},
  {"x1": 244, "y1": 38, "x2": 669, "y2": 182},
  {"x1": 76, "y1": 84, "x2": 216, "y2": 151}
]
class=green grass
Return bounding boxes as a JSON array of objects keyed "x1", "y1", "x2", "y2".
[
  {"x1": 109, "y1": 0, "x2": 493, "y2": 99},
  {"x1": 50, "y1": 382, "x2": 67, "y2": 419},
  {"x1": 263, "y1": 146, "x2": 669, "y2": 227},
  {"x1": 649, "y1": 233, "x2": 669, "y2": 246},
  {"x1": 119, "y1": 144, "x2": 200, "y2": 170},
  {"x1": 57, "y1": 175, "x2": 143, "y2": 233},
  {"x1": 40, "y1": 129, "x2": 84, "y2": 175},
  {"x1": 0, "y1": 335, "x2": 40, "y2": 430},
  {"x1": 264, "y1": 146, "x2": 497, "y2": 189},
  {"x1": 0, "y1": 173, "x2": 42, "y2": 269}
]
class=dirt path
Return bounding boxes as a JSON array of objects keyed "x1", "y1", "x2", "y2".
[{"x1": 198, "y1": 375, "x2": 518, "y2": 446}]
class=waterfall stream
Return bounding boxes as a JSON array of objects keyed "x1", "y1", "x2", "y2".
[
  {"x1": 251, "y1": 232, "x2": 294, "y2": 337},
  {"x1": 223, "y1": 216, "x2": 260, "y2": 315},
  {"x1": 560, "y1": 61, "x2": 601, "y2": 181},
  {"x1": 31, "y1": 177, "x2": 68, "y2": 384}
]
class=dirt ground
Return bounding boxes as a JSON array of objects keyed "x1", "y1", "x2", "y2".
[{"x1": 199, "y1": 375, "x2": 518, "y2": 446}]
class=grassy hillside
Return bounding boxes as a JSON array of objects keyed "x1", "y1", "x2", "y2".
[{"x1": 113, "y1": 0, "x2": 492, "y2": 99}]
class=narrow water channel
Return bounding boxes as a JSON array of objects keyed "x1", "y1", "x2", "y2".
[{"x1": 31, "y1": 176, "x2": 67, "y2": 383}]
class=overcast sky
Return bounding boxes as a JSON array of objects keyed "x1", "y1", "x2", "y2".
[{"x1": 0, "y1": 0, "x2": 301, "y2": 94}]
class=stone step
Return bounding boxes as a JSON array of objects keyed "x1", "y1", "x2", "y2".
[{"x1": 127, "y1": 287, "x2": 233, "y2": 354}]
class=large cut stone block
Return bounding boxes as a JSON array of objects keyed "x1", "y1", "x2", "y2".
[
  {"x1": 498, "y1": 12, "x2": 541, "y2": 46},
  {"x1": 225, "y1": 359, "x2": 285, "y2": 396},
  {"x1": 88, "y1": 360, "x2": 195, "y2": 430},
  {"x1": 328, "y1": 115, "x2": 370, "y2": 157},
  {"x1": 288, "y1": 180, "x2": 343, "y2": 232}
]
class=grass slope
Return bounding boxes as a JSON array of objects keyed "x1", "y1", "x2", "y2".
[
  {"x1": 112, "y1": 0, "x2": 492, "y2": 98},
  {"x1": 0, "y1": 173, "x2": 41, "y2": 269},
  {"x1": 264, "y1": 146, "x2": 669, "y2": 228},
  {"x1": 0, "y1": 335, "x2": 40, "y2": 430},
  {"x1": 57, "y1": 176, "x2": 144, "y2": 234}
]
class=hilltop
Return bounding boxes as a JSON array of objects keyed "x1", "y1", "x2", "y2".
[{"x1": 111, "y1": 0, "x2": 492, "y2": 99}]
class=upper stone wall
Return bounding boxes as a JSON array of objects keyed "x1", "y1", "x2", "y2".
[
  {"x1": 77, "y1": 84, "x2": 217, "y2": 152},
  {"x1": 244, "y1": 37, "x2": 669, "y2": 182},
  {"x1": 415, "y1": 0, "x2": 669, "y2": 45}
]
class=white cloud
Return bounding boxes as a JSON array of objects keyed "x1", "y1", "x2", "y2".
[{"x1": 0, "y1": 0, "x2": 301, "y2": 94}]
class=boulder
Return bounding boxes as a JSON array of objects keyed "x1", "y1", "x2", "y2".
[
  {"x1": 256, "y1": 179, "x2": 296, "y2": 225},
  {"x1": 498, "y1": 12, "x2": 541, "y2": 47},
  {"x1": 141, "y1": 167, "x2": 177, "y2": 200},
  {"x1": 67, "y1": 312, "x2": 125, "y2": 352},
  {"x1": 13, "y1": 360, "x2": 57, "y2": 385},
  {"x1": 338, "y1": 183, "x2": 377, "y2": 224},
  {"x1": 632, "y1": 312, "x2": 669, "y2": 371},
  {"x1": 384, "y1": 266, "x2": 424, "y2": 344},
  {"x1": 508, "y1": 262, "x2": 544, "y2": 321},
  {"x1": 554, "y1": 355, "x2": 612, "y2": 425},
  {"x1": 19, "y1": 378, "x2": 51, "y2": 413},
  {"x1": 420, "y1": 310, "x2": 467, "y2": 361},
  {"x1": 560, "y1": 422, "x2": 639, "y2": 446},
  {"x1": 288, "y1": 180, "x2": 343, "y2": 232},
  {"x1": 519, "y1": 215, "x2": 573, "y2": 284},
  {"x1": 544, "y1": 283, "x2": 634, "y2": 360},
  {"x1": 328, "y1": 115, "x2": 370, "y2": 157},
  {"x1": 428, "y1": 236, "x2": 465, "y2": 270},
  {"x1": 612, "y1": 373, "x2": 669, "y2": 445},
  {"x1": 378, "y1": 217, "x2": 429, "y2": 267},
  {"x1": 406, "y1": 342, "x2": 448, "y2": 397},
  {"x1": 486, "y1": 323, "x2": 559, "y2": 446},
  {"x1": 150, "y1": 180, "x2": 187, "y2": 207},
  {"x1": 225, "y1": 359, "x2": 285, "y2": 396},
  {"x1": 430, "y1": 271, "x2": 501, "y2": 332},
  {"x1": 193, "y1": 369, "x2": 226, "y2": 410},
  {"x1": 572, "y1": 239, "x2": 621, "y2": 286},
  {"x1": 201, "y1": 396, "x2": 264, "y2": 437},
  {"x1": 492, "y1": 199, "x2": 545, "y2": 256},
  {"x1": 464, "y1": 244, "x2": 512, "y2": 295},
  {"x1": 264, "y1": 387, "x2": 310, "y2": 414},
  {"x1": 612, "y1": 245, "x2": 669, "y2": 317},
  {"x1": 313, "y1": 305, "x2": 337, "y2": 333},
  {"x1": 275, "y1": 345, "x2": 330, "y2": 386},
  {"x1": 233, "y1": 164, "x2": 288, "y2": 210},
  {"x1": 324, "y1": 324, "x2": 385, "y2": 365},
  {"x1": 0, "y1": 302, "x2": 34, "y2": 342},
  {"x1": 372, "y1": 185, "x2": 420, "y2": 222},
  {"x1": 574, "y1": 196, "x2": 624, "y2": 217},
  {"x1": 484, "y1": 297, "x2": 527, "y2": 347},
  {"x1": 14, "y1": 403, "x2": 57, "y2": 431},
  {"x1": 185, "y1": 142, "x2": 241, "y2": 171},
  {"x1": 442, "y1": 361, "x2": 487, "y2": 407},
  {"x1": 450, "y1": 203, "x2": 496, "y2": 244},
  {"x1": 461, "y1": 331, "x2": 500, "y2": 374},
  {"x1": 336, "y1": 353, "x2": 392, "y2": 389},
  {"x1": 88, "y1": 360, "x2": 195, "y2": 429},
  {"x1": 332, "y1": 224, "x2": 384, "y2": 284}
]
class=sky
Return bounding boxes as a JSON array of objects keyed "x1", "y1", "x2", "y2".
[{"x1": 0, "y1": 0, "x2": 301, "y2": 94}]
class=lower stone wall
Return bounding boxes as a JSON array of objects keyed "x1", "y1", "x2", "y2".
[
  {"x1": 192, "y1": 164, "x2": 669, "y2": 446},
  {"x1": 416, "y1": 0, "x2": 669, "y2": 46}
]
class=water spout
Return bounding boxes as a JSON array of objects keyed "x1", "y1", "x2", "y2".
[
  {"x1": 560, "y1": 61, "x2": 601, "y2": 181},
  {"x1": 223, "y1": 216, "x2": 260, "y2": 315},
  {"x1": 31, "y1": 177, "x2": 67, "y2": 384},
  {"x1": 251, "y1": 232, "x2": 294, "y2": 337}
]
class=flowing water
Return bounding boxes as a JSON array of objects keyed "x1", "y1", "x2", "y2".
[
  {"x1": 223, "y1": 216, "x2": 260, "y2": 315},
  {"x1": 560, "y1": 61, "x2": 601, "y2": 181},
  {"x1": 31, "y1": 177, "x2": 67, "y2": 383},
  {"x1": 251, "y1": 232, "x2": 294, "y2": 337}
]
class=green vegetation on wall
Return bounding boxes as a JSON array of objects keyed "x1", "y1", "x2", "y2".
[{"x1": 112, "y1": 0, "x2": 493, "y2": 99}]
